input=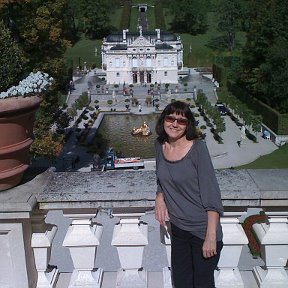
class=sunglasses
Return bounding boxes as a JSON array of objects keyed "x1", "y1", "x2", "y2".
[{"x1": 165, "y1": 115, "x2": 188, "y2": 125}]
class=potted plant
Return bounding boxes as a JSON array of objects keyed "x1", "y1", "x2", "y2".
[
  {"x1": 94, "y1": 99, "x2": 100, "y2": 110},
  {"x1": 0, "y1": 71, "x2": 53, "y2": 191},
  {"x1": 131, "y1": 97, "x2": 138, "y2": 106}
]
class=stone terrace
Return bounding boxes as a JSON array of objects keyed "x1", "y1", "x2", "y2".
[{"x1": 1, "y1": 168, "x2": 288, "y2": 287}]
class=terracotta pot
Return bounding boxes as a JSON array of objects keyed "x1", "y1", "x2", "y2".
[{"x1": 0, "y1": 95, "x2": 42, "y2": 191}]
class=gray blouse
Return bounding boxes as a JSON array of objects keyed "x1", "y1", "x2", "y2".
[{"x1": 155, "y1": 139, "x2": 223, "y2": 241}]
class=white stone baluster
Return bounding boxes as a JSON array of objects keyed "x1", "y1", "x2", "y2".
[
  {"x1": 62, "y1": 212, "x2": 103, "y2": 288},
  {"x1": 111, "y1": 213, "x2": 148, "y2": 288},
  {"x1": 31, "y1": 211, "x2": 59, "y2": 288},
  {"x1": 31, "y1": 226, "x2": 58, "y2": 287},
  {"x1": 160, "y1": 223, "x2": 172, "y2": 288},
  {"x1": 215, "y1": 217, "x2": 248, "y2": 288},
  {"x1": 253, "y1": 216, "x2": 288, "y2": 288}
]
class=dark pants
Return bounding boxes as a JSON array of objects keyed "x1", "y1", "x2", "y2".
[{"x1": 171, "y1": 223, "x2": 223, "y2": 288}]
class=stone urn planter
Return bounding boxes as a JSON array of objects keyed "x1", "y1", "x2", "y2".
[{"x1": 0, "y1": 95, "x2": 43, "y2": 191}]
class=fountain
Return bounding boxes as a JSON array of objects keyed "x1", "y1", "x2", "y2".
[
  {"x1": 96, "y1": 114, "x2": 159, "y2": 158},
  {"x1": 131, "y1": 121, "x2": 152, "y2": 136}
]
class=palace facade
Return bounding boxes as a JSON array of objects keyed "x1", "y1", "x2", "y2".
[{"x1": 101, "y1": 28, "x2": 183, "y2": 85}]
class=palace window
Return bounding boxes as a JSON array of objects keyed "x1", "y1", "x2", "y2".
[
  {"x1": 132, "y1": 57, "x2": 138, "y2": 67},
  {"x1": 146, "y1": 57, "x2": 152, "y2": 67},
  {"x1": 163, "y1": 57, "x2": 169, "y2": 67}
]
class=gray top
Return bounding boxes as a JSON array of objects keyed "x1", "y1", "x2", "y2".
[{"x1": 155, "y1": 139, "x2": 223, "y2": 241}]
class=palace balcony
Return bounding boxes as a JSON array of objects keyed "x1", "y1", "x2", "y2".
[{"x1": 1, "y1": 169, "x2": 288, "y2": 288}]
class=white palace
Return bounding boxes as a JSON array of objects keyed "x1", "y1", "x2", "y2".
[{"x1": 101, "y1": 28, "x2": 183, "y2": 85}]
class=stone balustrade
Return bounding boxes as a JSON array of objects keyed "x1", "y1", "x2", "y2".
[
  {"x1": 252, "y1": 214, "x2": 288, "y2": 288},
  {"x1": 0, "y1": 169, "x2": 288, "y2": 288}
]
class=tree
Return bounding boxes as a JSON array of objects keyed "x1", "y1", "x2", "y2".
[
  {"x1": 258, "y1": 39, "x2": 288, "y2": 113},
  {"x1": 251, "y1": 115, "x2": 262, "y2": 136},
  {"x1": 0, "y1": 0, "x2": 71, "y2": 160},
  {"x1": 0, "y1": 20, "x2": 26, "y2": 91},
  {"x1": 239, "y1": 0, "x2": 288, "y2": 113},
  {"x1": 30, "y1": 132, "x2": 64, "y2": 160},
  {"x1": 214, "y1": 116, "x2": 225, "y2": 135},
  {"x1": 75, "y1": 92, "x2": 89, "y2": 109},
  {"x1": 0, "y1": 0, "x2": 70, "y2": 89},
  {"x1": 76, "y1": 0, "x2": 113, "y2": 39},
  {"x1": 67, "y1": 106, "x2": 77, "y2": 120},
  {"x1": 56, "y1": 111, "x2": 71, "y2": 130},
  {"x1": 62, "y1": 0, "x2": 79, "y2": 42},
  {"x1": 168, "y1": 0, "x2": 209, "y2": 35},
  {"x1": 214, "y1": 0, "x2": 244, "y2": 51}
]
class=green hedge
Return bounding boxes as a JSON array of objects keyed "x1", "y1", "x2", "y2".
[
  {"x1": 212, "y1": 64, "x2": 222, "y2": 84},
  {"x1": 227, "y1": 81, "x2": 288, "y2": 135}
]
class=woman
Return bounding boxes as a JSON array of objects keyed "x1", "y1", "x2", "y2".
[{"x1": 154, "y1": 101, "x2": 223, "y2": 288}]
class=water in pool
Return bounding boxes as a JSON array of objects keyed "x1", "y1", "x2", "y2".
[{"x1": 97, "y1": 113, "x2": 160, "y2": 159}]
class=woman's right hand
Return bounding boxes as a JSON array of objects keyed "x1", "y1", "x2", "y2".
[{"x1": 155, "y1": 192, "x2": 170, "y2": 225}]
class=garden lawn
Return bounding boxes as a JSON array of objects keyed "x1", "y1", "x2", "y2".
[
  {"x1": 110, "y1": 7, "x2": 123, "y2": 31},
  {"x1": 65, "y1": 38, "x2": 102, "y2": 69},
  {"x1": 236, "y1": 144, "x2": 288, "y2": 169}
]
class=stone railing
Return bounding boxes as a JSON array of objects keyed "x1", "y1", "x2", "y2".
[{"x1": 0, "y1": 169, "x2": 288, "y2": 288}]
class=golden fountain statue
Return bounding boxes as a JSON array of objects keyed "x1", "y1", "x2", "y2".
[{"x1": 131, "y1": 121, "x2": 152, "y2": 136}]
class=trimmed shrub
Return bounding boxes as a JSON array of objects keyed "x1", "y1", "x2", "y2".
[{"x1": 246, "y1": 131, "x2": 257, "y2": 143}]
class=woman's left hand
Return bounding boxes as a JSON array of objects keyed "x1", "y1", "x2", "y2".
[
  {"x1": 203, "y1": 210, "x2": 219, "y2": 258},
  {"x1": 202, "y1": 236, "x2": 217, "y2": 258}
]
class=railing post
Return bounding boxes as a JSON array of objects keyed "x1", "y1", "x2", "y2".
[
  {"x1": 62, "y1": 211, "x2": 103, "y2": 288},
  {"x1": 160, "y1": 223, "x2": 172, "y2": 288},
  {"x1": 31, "y1": 210, "x2": 59, "y2": 288},
  {"x1": 253, "y1": 215, "x2": 288, "y2": 288},
  {"x1": 214, "y1": 217, "x2": 248, "y2": 288},
  {"x1": 111, "y1": 212, "x2": 148, "y2": 288}
]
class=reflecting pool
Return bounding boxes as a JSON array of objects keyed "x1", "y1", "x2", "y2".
[{"x1": 97, "y1": 113, "x2": 160, "y2": 159}]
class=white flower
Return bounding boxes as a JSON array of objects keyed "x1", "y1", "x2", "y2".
[{"x1": 0, "y1": 71, "x2": 53, "y2": 99}]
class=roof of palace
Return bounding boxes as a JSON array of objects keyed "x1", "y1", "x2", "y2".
[
  {"x1": 105, "y1": 31, "x2": 178, "y2": 42},
  {"x1": 110, "y1": 44, "x2": 128, "y2": 50},
  {"x1": 155, "y1": 43, "x2": 174, "y2": 50}
]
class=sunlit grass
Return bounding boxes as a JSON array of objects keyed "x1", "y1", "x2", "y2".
[
  {"x1": 236, "y1": 144, "x2": 288, "y2": 169},
  {"x1": 65, "y1": 38, "x2": 102, "y2": 68}
]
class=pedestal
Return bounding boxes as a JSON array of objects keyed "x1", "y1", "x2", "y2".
[
  {"x1": 215, "y1": 217, "x2": 248, "y2": 287},
  {"x1": 160, "y1": 224, "x2": 172, "y2": 288},
  {"x1": 63, "y1": 212, "x2": 103, "y2": 288},
  {"x1": 253, "y1": 266, "x2": 288, "y2": 288},
  {"x1": 31, "y1": 211, "x2": 59, "y2": 288},
  {"x1": 252, "y1": 216, "x2": 288, "y2": 287},
  {"x1": 112, "y1": 213, "x2": 148, "y2": 288}
]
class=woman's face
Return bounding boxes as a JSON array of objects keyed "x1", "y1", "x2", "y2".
[{"x1": 163, "y1": 112, "x2": 188, "y2": 141}]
